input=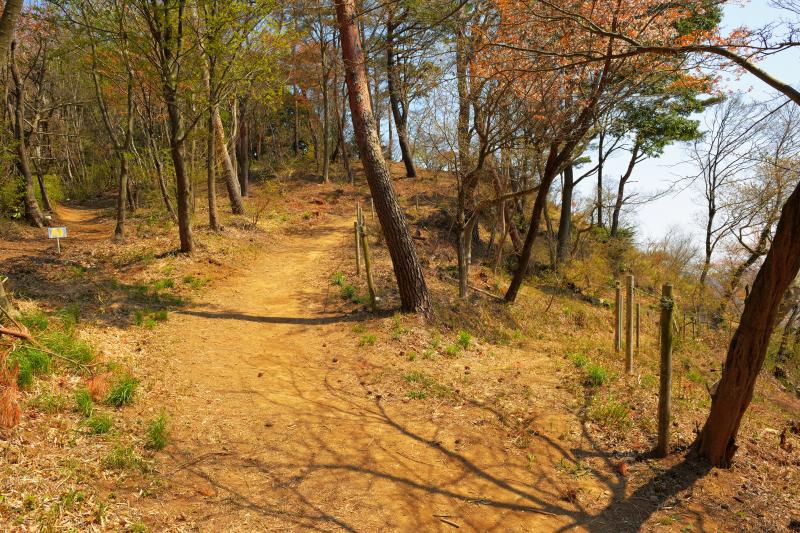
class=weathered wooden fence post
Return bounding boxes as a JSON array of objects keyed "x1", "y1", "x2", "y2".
[
  {"x1": 615, "y1": 281, "x2": 622, "y2": 353},
  {"x1": 657, "y1": 283, "x2": 674, "y2": 458},
  {"x1": 625, "y1": 274, "x2": 635, "y2": 373},
  {"x1": 360, "y1": 225, "x2": 377, "y2": 311},
  {"x1": 636, "y1": 302, "x2": 641, "y2": 354},
  {"x1": 354, "y1": 221, "x2": 361, "y2": 276}
]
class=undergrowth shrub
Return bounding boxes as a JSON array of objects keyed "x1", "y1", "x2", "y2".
[{"x1": 584, "y1": 364, "x2": 608, "y2": 388}]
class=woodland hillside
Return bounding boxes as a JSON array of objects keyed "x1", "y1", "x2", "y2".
[{"x1": 0, "y1": 0, "x2": 799, "y2": 531}]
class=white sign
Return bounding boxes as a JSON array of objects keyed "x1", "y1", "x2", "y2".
[
  {"x1": 47, "y1": 227, "x2": 68, "y2": 253},
  {"x1": 47, "y1": 227, "x2": 68, "y2": 239}
]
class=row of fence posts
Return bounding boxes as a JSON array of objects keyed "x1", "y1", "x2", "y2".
[
  {"x1": 354, "y1": 203, "x2": 377, "y2": 311},
  {"x1": 614, "y1": 274, "x2": 675, "y2": 458}
]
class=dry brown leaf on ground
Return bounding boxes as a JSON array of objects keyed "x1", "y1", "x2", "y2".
[{"x1": 86, "y1": 372, "x2": 112, "y2": 401}]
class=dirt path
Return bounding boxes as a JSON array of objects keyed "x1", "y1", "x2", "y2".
[
  {"x1": 0, "y1": 203, "x2": 112, "y2": 261},
  {"x1": 146, "y1": 216, "x2": 594, "y2": 532}
]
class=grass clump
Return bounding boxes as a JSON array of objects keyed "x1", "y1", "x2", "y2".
[
  {"x1": 569, "y1": 352, "x2": 589, "y2": 368},
  {"x1": 457, "y1": 330, "x2": 471, "y2": 350},
  {"x1": 106, "y1": 374, "x2": 138, "y2": 407},
  {"x1": 584, "y1": 364, "x2": 608, "y2": 387},
  {"x1": 29, "y1": 391, "x2": 67, "y2": 413},
  {"x1": 102, "y1": 445, "x2": 145, "y2": 471},
  {"x1": 359, "y1": 333, "x2": 377, "y2": 346},
  {"x1": 145, "y1": 413, "x2": 169, "y2": 450},
  {"x1": 182, "y1": 275, "x2": 208, "y2": 290},
  {"x1": 19, "y1": 311, "x2": 49, "y2": 333},
  {"x1": 330, "y1": 271, "x2": 345, "y2": 286},
  {"x1": 40, "y1": 331, "x2": 94, "y2": 366},
  {"x1": 8, "y1": 347, "x2": 51, "y2": 388},
  {"x1": 403, "y1": 370, "x2": 451, "y2": 399},
  {"x1": 85, "y1": 414, "x2": 113, "y2": 434},
  {"x1": 75, "y1": 388, "x2": 94, "y2": 417},
  {"x1": 588, "y1": 399, "x2": 630, "y2": 429}
]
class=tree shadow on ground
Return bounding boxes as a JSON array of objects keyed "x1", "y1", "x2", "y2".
[{"x1": 163, "y1": 359, "x2": 715, "y2": 532}]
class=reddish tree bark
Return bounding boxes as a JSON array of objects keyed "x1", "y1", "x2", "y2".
[
  {"x1": 334, "y1": 0, "x2": 431, "y2": 314},
  {"x1": 697, "y1": 181, "x2": 800, "y2": 466}
]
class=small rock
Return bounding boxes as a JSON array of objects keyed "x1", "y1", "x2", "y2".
[{"x1": 332, "y1": 357, "x2": 338, "y2": 363}]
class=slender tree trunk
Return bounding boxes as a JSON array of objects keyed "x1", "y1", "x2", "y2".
[
  {"x1": 386, "y1": 16, "x2": 416, "y2": 178},
  {"x1": 211, "y1": 104, "x2": 245, "y2": 214},
  {"x1": 777, "y1": 305, "x2": 799, "y2": 363},
  {"x1": 32, "y1": 157, "x2": 53, "y2": 212},
  {"x1": 505, "y1": 148, "x2": 561, "y2": 302},
  {"x1": 335, "y1": 0, "x2": 431, "y2": 314},
  {"x1": 319, "y1": 12, "x2": 330, "y2": 183},
  {"x1": 697, "y1": 181, "x2": 800, "y2": 467},
  {"x1": 207, "y1": 112, "x2": 219, "y2": 231},
  {"x1": 9, "y1": 41, "x2": 45, "y2": 228},
  {"x1": 556, "y1": 164, "x2": 574, "y2": 266},
  {"x1": 610, "y1": 141, "x2": 639, "y2": 238},
  {"x1": 597, "y1": 130, "x2": 604, "y2": 228},
  {"x1": 236, "y1": 96, "x2": 249, "y2": 196}
]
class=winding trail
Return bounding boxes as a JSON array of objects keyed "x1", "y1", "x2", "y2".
[{"x1": 148, "y1": 216, "x2": 591, "y2": 532}]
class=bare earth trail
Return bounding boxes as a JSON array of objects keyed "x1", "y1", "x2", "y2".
[
  {"x1": 147, "y1": 215, "x2": 599, "y2": 532},
  {"x1": 0, "y1": 203, "x2": 112, "y2": 261}
]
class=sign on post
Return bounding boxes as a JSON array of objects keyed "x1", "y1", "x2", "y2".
[{"x1": 47, "y1": 227, "x2": 68, "y2": 253}]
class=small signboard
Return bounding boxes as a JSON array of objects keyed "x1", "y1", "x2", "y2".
[
  {"x1": 47, "y1": 227, "x2": 68, "y2": 253},
  {"x1": 47, "y1": 227, "x2": 68, "y2": 239}
]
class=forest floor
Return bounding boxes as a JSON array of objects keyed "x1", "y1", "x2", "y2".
[{"x1": 1, "y1": 166, "x2": 799, "y2": 532}]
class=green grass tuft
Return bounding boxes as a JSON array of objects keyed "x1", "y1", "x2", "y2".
[
  {"x1": 457, "y1": 330, "x2": 471, "y2": 350},
  {"x1": 330, "y1": 271, "x2": 345, "y2": 286},
  {"x1": 85, "y1": 414, "x2": 113, "y2": 434},
  {"x1": 9, "y1": 347, "x2": 52, "y2": 388},
  {"x1": 145, "y1": 413, "x2": 169, "y2": 450},
  {"x1": 19, "y1": 311, "x2": 49, "y2": 333},
  {"x1": 75, "y1": 388, "x2": 94, "y2": 418},
  {"x1": 584, "y1": 364, "x2": 608, "y2": 387},
  {"x1": 588, "y1": 399, "x2": 630, "y2": 429},
  {"x1": 569, "y1": 352, "x2": 589, "y2": 368},
  {"x1": 102, "y1": 445, "x2": 145, "y2": 471},
  {"x1": 40, "y1": 331, "x2": 94, "y2": 366},
  {"x1": 106, "y1": 375, "x2": 139, "y2": 407}
]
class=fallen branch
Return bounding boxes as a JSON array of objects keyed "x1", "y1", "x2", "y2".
[{"x1": 0, "y1": 327, "x2": 30, "y2": 340}]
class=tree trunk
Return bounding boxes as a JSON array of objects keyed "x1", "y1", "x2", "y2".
[
  {"x1": 165, "y1": 84, "x2": 193, "y2": 253},
  {"x1": 114, "y1": 153, "x2": 129, "y2": 239},
  {"x1": 610, "y1": 141, "x2": 639, "y2": 238},
  {"x1": 211, "y1": 104, "x2": 245, "y2": 214},
  {"x1": 777, "y1": 305, "x2": 799, "y2": 363},
  {"x1": 319, "y1": 13, "x2": 331, "y2": 184},
  {"x1": 207, "y1": 112, "x2": 219, "y2": 231},
  {"x1": 597, "y1": 130, "x2": 604, "y2": 228},
  {"x1": 0, "y1": 0, "x2": 23, "y2": 59},
  {"x1": 236, "y1": 97, "x2": 249, "y2": 197},
  {"x1": 335, "y1": 0, "x2": 431, "y2": 314},
  {"x1": 556, "y1": 164, "x2": 574, "y2": 266},
  {"x1": 697, "y1": 181, "x2": 800, "y2": 467},
  {"x1": 386, "y1": 17, "x2": 416, "y2": 178},
  {"x1": 9, "y1": 41, "x2": 45, "y2": 228},
  {"x1": 505, "y1": 148, "x2": 561, "y2": 302}
]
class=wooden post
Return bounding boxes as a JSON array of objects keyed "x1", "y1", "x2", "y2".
[
  {"x1": 636, "y1": 302, "x2": 641, "y2": 354},
  {"x1": 354, "y1": 221, "x2": 361, "y2": 276},
  {"x1": 360, "y1": 225, "x2": 377, "y2": 311},
  {"x1": 614, "y1": 281, "x2": 622, "y2": 353},
  {"x1": 625, "y1": 274, "x2": 634, "y2": 374},
  {"x1": 657, "y1": 283, "x2": 674, "y2": 458}
]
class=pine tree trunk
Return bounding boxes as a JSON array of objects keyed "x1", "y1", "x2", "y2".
[
  {"x1": 697, "y1": 181, "x2": 800, "y2": 467},
  {"x1": 335, "y1": 0, "x2": 431, "y2": 314}
]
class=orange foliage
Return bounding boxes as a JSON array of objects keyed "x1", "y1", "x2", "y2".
[
  {"x1": 86, "y1": 372, "x2": 111, "y2": 401},
  {"x1": 0, "y1": 351, "x2": 21, "y2": 430}
]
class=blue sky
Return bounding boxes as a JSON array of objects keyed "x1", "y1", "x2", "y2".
[{"x1": 582, "y1": 2, "x2": 800, "y2": 245}]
